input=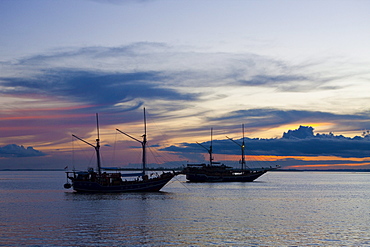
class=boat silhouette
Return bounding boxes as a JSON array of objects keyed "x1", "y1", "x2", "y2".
[
  {"x1": 64, "y1": 108, "x2": 176, "y2": 192},
  {"x1": 182, "y1": 126, "x2": 278, "y2": 182}
]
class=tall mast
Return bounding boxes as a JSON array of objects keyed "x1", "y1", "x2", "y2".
[
  {"x1": 226, "y1": 124, "x2": 247, "y2": 170},
  {"x1": 142, "y1": 107, "x2": 147, "y2": 174},
  {"x1": 116, "y1": 107, "x2": 147, "y2": 176},
  {"x1": 197, "y1": 128, "x2": 214, "y2": 166},
  {"x1": 72, "y1": 113, "x2": 102, "y2": 176},
  {"x1": 241, "y1": 124, "x2": 245, "y2": 170},
  {"x1": 210, "y1": 128, "x2": 213, "y2": 165},
  {"x1": 95, "y1": 113, "x2": 102, "y2": 176}
]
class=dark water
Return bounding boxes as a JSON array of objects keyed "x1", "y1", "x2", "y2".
[{"x1": 1, "y1": 171, "x2": 369, "y2": 246}]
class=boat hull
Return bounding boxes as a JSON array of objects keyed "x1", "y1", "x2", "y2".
[
  {"x1": 185, "y1": 171, "x2": 266, "y2": 182},
  {"x1": 70, "y1": 174, "x2": 175, "y2": 193}
]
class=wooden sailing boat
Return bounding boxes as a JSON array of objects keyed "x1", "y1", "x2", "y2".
[
  {"x1": 182, "y1": 125, "x2": 278, "y2": 182},
  {"x1": 64, "y1": 108, "x2": 176, "y2": 192}
]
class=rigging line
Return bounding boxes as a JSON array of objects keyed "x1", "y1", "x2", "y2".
[
  {"x1": 78, "y1": 139, "x2": 96, "y2": 168},
  {"x1": 72, "y1": 134, "x2": 101, "y2": 169},
  {"x1": 147, "y1": 146, "x2": 160, "y2": 165},
  {"x1": 73, "y1": 137, "x2": 89, "y2": 160},
  {"x1": 151, "y1": 143, "x2": 177, "y2": 163},
  {"x1": 247, "y1": 150, "x2": 273, "y2": 169},
  {"x1": 147, "y1": 143, "x2": 169, "y2": 165},
  {"x1": 149, "y1": 143, "x2": 179, "y2": 165},
  {"x1": 100, "y1": 146, "x2": 105, "y2": 168},
  {"x1": 111, "y1": 130, "x2": 118, "y2": 167},
  {"x1": 145, "y1": 111, "x2": 173, "y2": 150},
  {"x1": 71, "y1": 135, "x2": 75, "y2": 170},
  {"x1": 88, "y1": 149, "x2": 95, "y2": 168},
  {"x1": 222, "y1": 128, "x2": 228, "y2": 163},
  {"x1": 144, "y1": 110, "x2": 181, "y2": 165},
  {"x1": 129, "y1": 144, "x2": 142, "y2": 167}
]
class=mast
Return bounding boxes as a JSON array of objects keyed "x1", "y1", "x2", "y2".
[
  {"x1": 116, "y1": 107, "x2": 147, "y2": 176},
  {"x1": 197, "y1": 128, "x2": 214, "y2": 165},
  {"x1": 241, "y1": 124, "x2": 245, "y2": 170},
  {"x1": 72, "y1": 113, "x2": 102, "y2": 176},
  {"x1": 142, "y1": 107, "x2": 147, "y2": 174},
  {"x1": 95, "y1": 113, "x2": 102, "y2": 176},
  {"x1": 210, "y1": 128, "x2": 213, "y2": 165},
  {"x1": 226, "y1": 124, "x2": 247, "y2": 170}
]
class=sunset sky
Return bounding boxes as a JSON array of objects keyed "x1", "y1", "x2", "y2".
[{"x1": 1, "y1": 0, "x2": 370, "y2": 170}]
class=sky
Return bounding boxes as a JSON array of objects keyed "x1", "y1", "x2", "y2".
[{"x1": 1, "y1": 0, "x2": 370, "y2": 170}]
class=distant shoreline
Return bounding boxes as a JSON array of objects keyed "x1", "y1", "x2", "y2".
[
  {"x1": 0, "y1": 168, "x2": 369, "y2": 172},
  {"x1": 0, "y1": 169, "x2": 65, "y2": 171}
]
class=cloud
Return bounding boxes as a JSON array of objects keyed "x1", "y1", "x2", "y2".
[
  {"x1": 0, "y1": 144, "x2": 46, "y2": 158},
  {"x1": 208, "y1": 108, "x2": 370, "y2": 132},
  {"x1": 245, "y1": 138, "x2": 370, "y2": 158},
  {"x1": 246, "y1": 157, "x2": 370, "y2": 170},
  {"x1": 0, "y1": 43, "x2": 368, "y2": 156},
  {"x1": 0, "y1": 62, "x2": 200, "y2": 145},
  {"x1": 1, "y1": 70, "x2": 197, "y2": 106},
  {"x1": 236, "y1": 71, "x2": 350, "y2": 92},
  {"x1": 162, "y1": 126, "x2": 370, "y2": 159},
  {"x1": 2, "y1": 42, "x2": 337, "y2": 89},
  {"x1": 239, "y1": 74, "x2": 312, "y2": 91}
]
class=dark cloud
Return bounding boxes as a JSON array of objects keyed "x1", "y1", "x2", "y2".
[
  {"x1": 162, "y1": 126, "x2": 370, "y2": 159},
  {"x1": 0, "y1": 144, "x2": 46, "y2": 158},
  {"x1": 5, "y1": 42, "x2": 334, "y2": 92},
  {"x1": 244, "y1": 138, "x2": 370, "y2": 158},
  {"x1": 0, "y1": 64, "x2": 198, "y2": 139},
  {"x1": 0, "y1": 65, "x2": 200, "y2": 148},
  {"x1": 1, "y1": 70, "x2": 197, "y2": 106},
  {"x1": 2, "y1": 43, "x2": 349, "y2": 100}
]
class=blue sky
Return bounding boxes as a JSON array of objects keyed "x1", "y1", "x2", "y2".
[{"x1": 1, "y1": 0, "x2": 370, "y2": 169}]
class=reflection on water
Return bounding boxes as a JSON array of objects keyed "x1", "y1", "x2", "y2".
[{"x1": 0, "y1": 171, "x2": 370, "y2": 246}]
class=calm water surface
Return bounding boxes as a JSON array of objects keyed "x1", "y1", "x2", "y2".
[{"x1": 0, "y1": 171, "x2": 369, "y2": 246}]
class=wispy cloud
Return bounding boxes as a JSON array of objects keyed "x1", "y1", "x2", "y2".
[
  {"x1": 1, "y1": 43, "x2": 343, "y2": 87},
  {"x1": 1, "y1": 70, "x2": 197, "y2": 106},
  {"x1": 208, "y1": 109, "x2": 370, "y2": 132},
  {"x1": 1, "y1": 43, "x2": 369, "y2": 164}
]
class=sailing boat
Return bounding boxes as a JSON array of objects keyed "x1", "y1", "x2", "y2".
[
  {"x1": 64, "y1": 108, "x2": 176, "y2": 192},
  {"x1": 181, "y1": 126, "x2": 278, "y2": 182}
]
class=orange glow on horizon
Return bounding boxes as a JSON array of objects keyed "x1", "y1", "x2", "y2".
[
  {"x1": 287, "y1": 163, "x2": 370, "y2": 168},
  {"x1": 246, "y1": 155, "x2": 370, "y2": 162},
  {"x1": 210, "y1": 153, "x2": 370, "y2": 169},
  {"x1": 188, "y1": 152, "x2": 370, "y2": 163}
]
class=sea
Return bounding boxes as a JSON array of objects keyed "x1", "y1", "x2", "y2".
[{"x1": 0, "y1": 171, "x2": 369, "y2": 246}]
